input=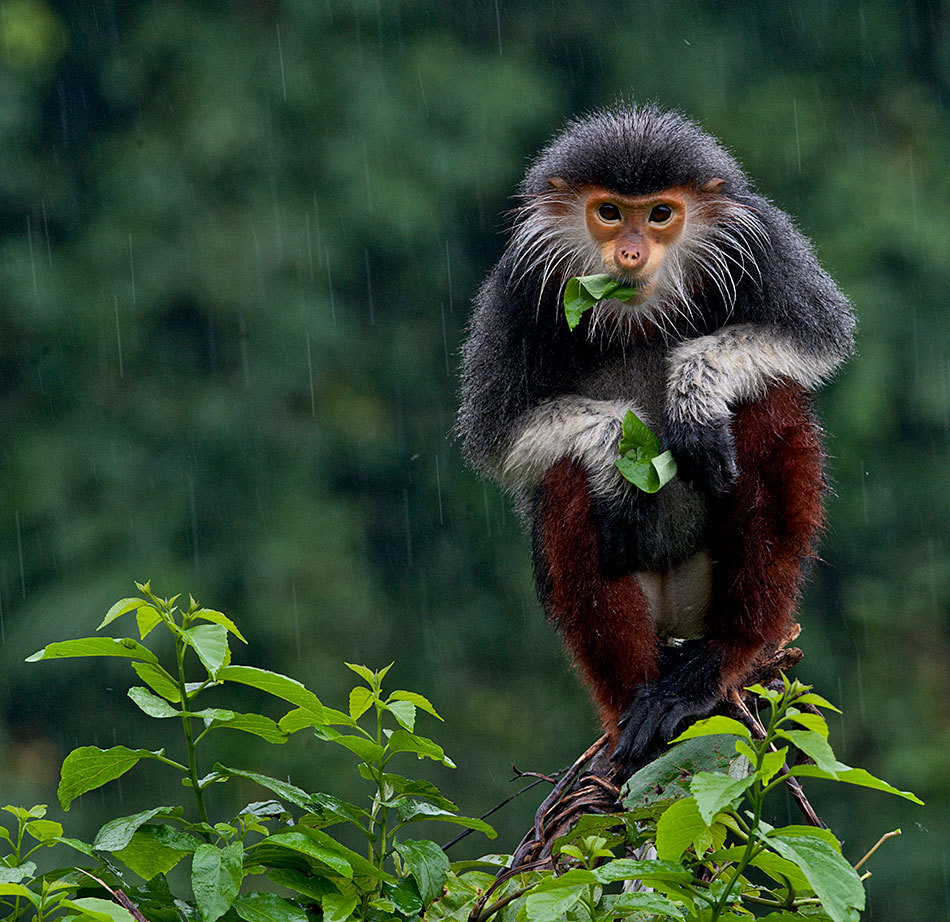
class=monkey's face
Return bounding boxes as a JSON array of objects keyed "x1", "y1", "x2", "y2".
[{"x1": 583, "y1": 188, "x2": 688, "y2": 299}]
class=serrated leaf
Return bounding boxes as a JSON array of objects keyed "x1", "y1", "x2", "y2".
[
  {"x1": 266, "y1": 869, "x2": 339, "y2": 901},
  {"x1": 98, "y1": 598, "x2": 148, "y2": 630},
  {"x1": 264, "y1": 828, "x2": 393, "y2": 881},
  {"x1": 26, "y1": 637, "x2": 159, "y2": 664},
  {"x1": 388, "y1": 729, "x2": 455, "y2": 766},
  {"x1": 191, "y1": 842, "x2": 243, "y2": 922},
  {"x1": 323, "y1": 890, "x2": 360, "y2": 922},
  {"x1": 127, "y1": 687, "x2": 180, "y2": 718},
  {"x1": 670, "y1": 716, "x2": 751, "y2": 743},
  {"x1": 0, "y1": 862, "x2": 36, "y2": 884},
  {"x1": 344, "y1": 662, "x2": 377, "y2": 686},
  {"x1": 389, "y1": 690, "x2": 442, "y2": 720},
  {"x1": 349, "y1": 686, "x2": 374, "y2": 720},
  {"x1": 232, "y1": 892, "x2": 308, "y2": 922},
  {"x1": 314, "y1": 726, "x2": 385, "y2": 762},
  {"x1": 394, "y1": 839, "x2": 451, "y2": 905},
  {"x1": 387, "y1": 699, "x2": 416, "y2": 730},
  {"x1": 563, "y1": 276, "x2": 593, "y2": 330},
  {"x1": 690, "y1": 772, "x2": 754, "y2": 825},
  {"x1": 796, "y1": 693, "x2": 841, "y2": 713},
  {"x1": 58, "y1": 747, "x2": 168, "y2": 811},
  {"x1": 785, "y1": 710, "x2": 830, "y2": 737},
  {"x1": 135, "y1": 606, "x2": 163, "y2": 639},
  {"x1": 714, "y1": 846, "x2": 810, "y2": 892},
  {"x1": 193, "y1": 609, "x2": 247, "y2": 643},
  {"x1": 768, "y1": 834, "x2": 865, "y2": 922},
  {"x1": 768, "y1": 825, "x2": 842, "y2": 852},
  {"x1": 0, "y1": 883, "x2": 37, "y2": 904},
  {"x1": 217, "y1": 666, "x2": 325, "y2": 712},
  {"x1": 212, "y1": 764, "x2": 312, "y2": 810},
  {"x1": 655, "y1": 797, "x2": 706, "y2": 861},
  {"x1": 777, "y1": 729, "x2": 838, "y2": 773},
  {"x1": 24, "y1": 818, "x2": 62, "y2": 840},
  {"x1": 395, "y1": 800, "x2": 496, "y2": 837},
  {"x1": 93, "y1": 806, "x2": 183, "y2": 851},
  {"x1": 385, "y1": 877, "x2": 424, "y2": 916},
  {"x1": 359, "y1": 769, "x2": 457, "y2": 811},
  {"x1": 593, "y1": 858, "x2": 692, "y2": 885},
  {"x1": 579, "y1": 274, "x2": 622, "y2": 300},
  {"x1": 130, "y1": 662, "x2": 181, "y2": 702},
  {"x1": 114, "y1": 825, "x2": 199, "y2": 880},
  {"x1": 184, "y1": 624, "x2": 229, "y2": 677},
  {"x1": 605, "y1": 891, "x2": 686, "y2": 918},
  {"x1": 759, "y1": 747, "x2": 788, "y2": 785},
  {"x1": 208, "y1": 712, "x2": 287, "y2": 744},
  {"x1": 790, "y1": 763, "x2": 923, "y2": 803},
  {"x1": 525, "y1": 881, "x2": 586, "y2": 922}
]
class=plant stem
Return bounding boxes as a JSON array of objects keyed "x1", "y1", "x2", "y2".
[{"x1": 175, "y1": 633, "x2": 209, "y2": 826}]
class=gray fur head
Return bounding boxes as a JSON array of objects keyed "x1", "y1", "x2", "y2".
[{"x1": 520, "y1": 104, "x2": 750, "y2": 198}]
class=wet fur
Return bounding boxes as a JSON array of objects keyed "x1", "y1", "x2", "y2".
[{"x1": 458, "y1": 104, "x2": 854, "y2": 774}]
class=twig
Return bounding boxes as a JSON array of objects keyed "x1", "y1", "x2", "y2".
[
  {"x1": 76, "y1": 869, "x2": 148, "y2": 922},
  {"x1": 443, "y1": 774, "x2": 555, "y2": 851},
  {"x1": 468, "y1": 859, "x2": 550, "y2": 922},
  {"x1": 854, "y1": 828, "x2": 901, "y2": 870}
]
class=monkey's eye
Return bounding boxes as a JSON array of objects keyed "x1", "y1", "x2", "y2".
[
  {"x1": 596, "y1": 203, "x2": 622, "y2": 222},
  {"x1": 648, "y1": 204, "x2": 674, "y2": 224}
]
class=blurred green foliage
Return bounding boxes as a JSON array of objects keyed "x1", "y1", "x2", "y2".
[{"x1": 0, "y1": 1, "x2": 947, "y2": 918}]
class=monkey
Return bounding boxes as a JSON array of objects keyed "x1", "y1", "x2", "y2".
[{"x1": 457, "y1": 104, "x2": 855, "y2": 776}]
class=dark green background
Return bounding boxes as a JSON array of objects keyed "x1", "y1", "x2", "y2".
[{"x1": 1, "y1": 1, "x2": 947, "y2": 918}]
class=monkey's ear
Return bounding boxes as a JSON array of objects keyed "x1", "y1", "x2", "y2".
[
  {"x1": 701, "y1": 177, "x2": 727, "y2": 193},
  {"x1": 546, "y1": 177, "x2": 570, "y2": 191}
]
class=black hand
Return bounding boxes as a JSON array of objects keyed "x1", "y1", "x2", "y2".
[{"x1": 663, "y1": 416, "x2": 737, "y2": 495}]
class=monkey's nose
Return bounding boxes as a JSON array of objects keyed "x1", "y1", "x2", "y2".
[{"x1": 615, "y1": 245, "x2": 645, "y2": 271}]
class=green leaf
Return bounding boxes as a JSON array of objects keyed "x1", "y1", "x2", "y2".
[
  {"x1": 563, "y1": 277, "x2": 591, "y2": 330},
  {"x1": 791, "y1": 762, "x2": 923, "y2": 803},
  {"x1": 395, "y1": 801, "x2": 496, "y2": 837},
  {"x1": 0, "y1": 883, "x2": 38, "y2": 905},
  {"x1": 135, "y1": 606, "x2": 163, "y2": 640},
  {"x1": 191, "y1": 842, "x2": 244, "y2": 922},
  {"x1": 616, "y1": 454, "x2": 661, "y2": 491},
  {"x1": 618, "y1": 409, "x2": 661, "y2": 456},
  {"x1": 184, "y1": 624, "x2": 229, "y2": 677},
  {"x1": 265, "y1": 869, "x2": 339, "y2": 901},
  {"x1": 24, "y1": 818, "x2": 62, "y2": 840},
  {"x1": 384, "y1": 878, "x2": 424, "y2": 916},
  {"x1": 387, "y1": 699, "x2": 416, "y2": 730},
  {"x1": 263, "y1": 828, "x2": 393, "y2": 882},
  {"x1": 525, "y1": 879, "x2": 587, "y2": 922},
  {"x1": 359, "y1": 768, "x2": 458, "y2": 811},
  {"x1": 777, "y1": 729, "x2": 838, "y2": 773},
  {"x1": 768, "y1": 825, "x2": 842, "y2": 852},
  {"x1": 349, "y1": 686, "x2": 374, "y2": 720},
  {"x1": 232, "y1": 892, "x2": 307, "y2": 922},
  {"x1": 758, "y1": 747, "x2": 789, "y2": 785},
  {"x1": 114, "y1": 825, "x2": 200, "y2": 880},
  {"x1": 655, "y1": 797, "x2": 707, "y2": 861},
  {"x1": 604, "y1": 891, "x2": 686, "y2": 918},
  {"x1": 388, "y1": 729, "x2": 456, "y2": 766},
  {"x1": 217, "y1": 666, "x2": 324, "y2": 711},
  {"x1": 0, "y1": 863, "x2": 36, "y2": 884},
  {"x1": 344, "y1": 662, "x2": 378, "y2": 686},
  {"x1": 323, "y1": 890, "x2": 360, "y2": 922},
  {"x1": 767, "y1": 834, "x2": 865, "y2": 922},
  {"x1": 651, "y1": 450, "x2": 678, "y2": 488},
  {"x1": 394, "y1": 840, "x2": 450, "y2": 905},
  {"x1": 785, "y1": 709, "x2": 830, "y2": 737},
  {"x1": 98, "y1": 597, "x2": 148, "y2": 630},
  {"x1": 205, "y1": 712, "x2": 288, "y2": 744},
  {"x1": 795, "y1": 693, "x2": 841, "y2": 713},
  {"x1": 690, "y1": 771, "x2": 755, "y2": 824},
  {"x1": 388, "y1": 690, "x2": 442, "y2": 720},
  {"x1": 58, "y1": 747, "x2": 169, "y2": 810},
  {"x1": 130, "y1": 662, "x2": 181, "y2": 703},
  {"x1": 212, "y1": 764, "x2": 312, "y2": 810},
  {"x1": 27, "y1": 637, "x2": 159, "y2": 664},
  {"x1": 93, "y1": 806, "x2": 183, "y2": 851},
  {"x1": 579, "y1": 274, "x2": 622, "y2": 299},
  {"x1": 670, "y1": 716, "x2": 751, "y2": 743},
  {"x1": 193, "y1": 609, "x2": 247, "y2": 643},
  {"x1": 128, "y1": 687, "x2": 180, "y2": 718},
  {"x1": 592, "y1": 858, "x2": 692, "y2": 885},
  {"x1": 63, "y1": 897, "x2": 137, "y2": 921},
  {"x1": 314, "y1": 726, "x2": 385, "y2": 762},
  {"x1": 713, "y1": 846, "x2": 810, "y2": 892}
]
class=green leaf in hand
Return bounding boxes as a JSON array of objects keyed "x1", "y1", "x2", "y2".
[
  {"x1": 563, "y1": 274, "x2": 638, "y2": 330},
  {"x1": 615, "y1": 410, "x2": 678, "y2": 493}
]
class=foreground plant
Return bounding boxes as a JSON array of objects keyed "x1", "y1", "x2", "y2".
[{"x1": 6, "y1": 582, "x2": 492, "y2": 922}]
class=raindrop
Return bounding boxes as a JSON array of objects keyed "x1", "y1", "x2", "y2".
[
  {"x1": 276, "y1": 23, "x2": 287, "y2": 101},
  {"x1": 26, "y1": 215, "x2": 38, "y2": 299},
  {"x1": 15, "y1": 511, "x2": 25, "y2": 598},
  {"x1": 482, "y1": 484, "x2": 492, "y2": 538},
  {"x1": 792, "y1": 99, "x2": 801, "y2": 174},
  {"x1": 114, "y1": 295, "x2": 124, "y2": 379},
  {"x1": 440, "y1": 301, "x2": 450, "y2": 376},
  {"x1": 403, "y1": 488, "x2": 413, "y2": 567},
  {"x1": 365, "y1": 249, "x2": 375, "y2": 324},
  {"x1": 306, "y1": 331, "x2": 316, "y2": 417},
  {"x1": 128, "y1": 233, "x2": 135, "y2": 304},
  {"x1": 435, "y1": 455, "x2": 444, "y2": 525},
  {"x1": 445, "y1": 240, "x2": 454, "y2": 313},
  {"x1": 291, "y1": 578, "x2": 301, "y2": 658}
]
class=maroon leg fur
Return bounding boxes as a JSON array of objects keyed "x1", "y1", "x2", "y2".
[
  {"x1": 537, "y1": 460, "x2": 658, "y2": 739},
  {"x1": 706, "y1": 382, "x2": 825, "y2": 687}
]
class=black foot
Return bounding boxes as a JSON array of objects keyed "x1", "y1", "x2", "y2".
[
  {"x1": 663, "y1": 416, "x2": 737, "y2": 496},
  {"x1": 610, "y1": 640, "x2": 724, "y2": 776}
]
